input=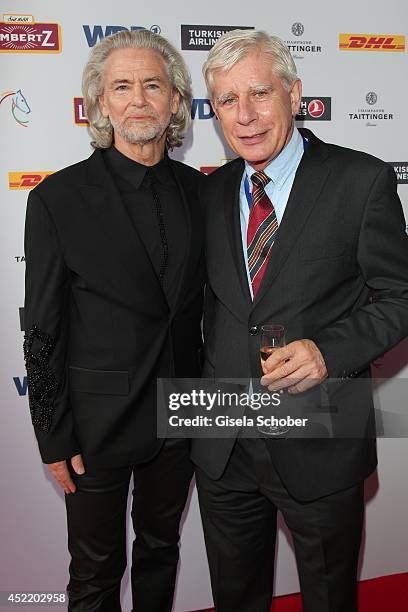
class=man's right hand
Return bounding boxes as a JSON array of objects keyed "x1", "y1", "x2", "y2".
[{"x1": 46, "y1": 454, "x2": 85, "y2": 494}]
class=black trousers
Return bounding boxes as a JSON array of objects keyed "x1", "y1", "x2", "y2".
[
  {"x1": 195, "y1": 439, "x2": 364, "y2": 612},
  {"x1": 65, "y1": 438, "x2": 193, "y2": 612}
]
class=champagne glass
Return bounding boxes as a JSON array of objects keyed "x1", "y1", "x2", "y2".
[
  {"x1": 260, "y1": 324, "x2": 285, "y2": 365},
  {"x1": 258, "y1": 324, "x2": 290, "y2": 436}
]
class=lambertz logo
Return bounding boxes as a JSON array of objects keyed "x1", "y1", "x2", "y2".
[
  {"x1": 339, "y1": 33, "x2": 405, "y2": 52},
  {"x1": 181, "y1": 25, "x2": 254, "y2": 50},
  {"x1": 83, "y1": 24, "x2": 161, "y2": 47},
  {"x1": 191, "y1": 99, "x2": 215, "y2": 120},
  {"x1": 348, "y1": 93, "x2": 394, "y2": 126},
  {"x1": 296, "y1": 97, "x2": 331, "y2": 121},
  {"x1": 74, "y1": 97, "x2": 88, "y2": 125},
  {"x1": 284, "y1": 23, "x2": 323, "y2": 59},
  {"x1": 388, "y1": 163, "x2": 408, "y2": 184},
  {"x1": 0, "y1": 88, "x2": 31, "y2": 126},
  {"x1": 0, "y1": 13, "x2": 62, "y2": 52},
  {"x1": 9, "y1": 172, "x2": 52, "y2": 189}
]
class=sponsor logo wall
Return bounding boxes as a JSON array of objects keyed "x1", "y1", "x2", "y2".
[{"x1": 1, "y1": 3, "x2": 407, "y2": 612}]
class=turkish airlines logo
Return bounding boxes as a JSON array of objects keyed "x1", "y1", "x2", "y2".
[
  {"x1": 339, "y1": 34, "x2": 405, "y2": 52},
  {"x1": 296, "y1": 97, "x2": 331, "y2": 121},
  {"x1": 181, "y1": 25, "x2": 254, "y2": 50},
  {"x1": 9, "y1": 172, "x2": 53, "y2": 190},
  {"x1": 0, "y1": 15, "x2": 62, "y2": 52},
  {"x1": 388, "y1": 163, "x2": 408, "y2": 184},
  {"x1": 308, "y1": 99, "x2": 325, "y2": 118}
]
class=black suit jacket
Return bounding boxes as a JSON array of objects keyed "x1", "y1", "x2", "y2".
[
  {"x1": 192, "y1": 128, "x2": 408, "y2": 501},
  {"x1": 24, "y1": 148, "x2": 205, "y2": 468}
]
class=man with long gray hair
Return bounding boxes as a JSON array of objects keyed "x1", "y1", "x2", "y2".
[
  {"x1": 24, "y1": 30, "x2": 204, "y2": 611},
  {"x1": 192, "y1": 29, "x2": 408, "y2": 611}
]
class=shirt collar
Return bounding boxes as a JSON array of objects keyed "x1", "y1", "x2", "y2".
[
  {"x1": 244, "y1": 126, "x2": 303, "y2": 191},
  {"x1": 104, "y1": 146, "x2": 172, "y2": 190}
]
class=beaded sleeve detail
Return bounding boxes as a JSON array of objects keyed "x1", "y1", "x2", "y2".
[{"x1": 23, "y1": 325, "x2": 58, "y2": 432}]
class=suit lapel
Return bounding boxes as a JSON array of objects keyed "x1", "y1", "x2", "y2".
[
  {"x1": 223, "y1": 159, "x2": 253, "y2": 309},
  {"x1": 253, "y1": 131, "x2": 331, "y2": 309},
  {"x1": 80, "y1": 149, "x2": 168, "y2": 310}
]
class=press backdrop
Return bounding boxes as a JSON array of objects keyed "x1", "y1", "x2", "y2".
[{"x1": 1, "y1": 1, "x2": 407, "y2": 610}]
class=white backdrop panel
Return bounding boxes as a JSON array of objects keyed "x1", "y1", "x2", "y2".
[{"x1": 1, "y1": 1, "x2": 407, "y2": 610}]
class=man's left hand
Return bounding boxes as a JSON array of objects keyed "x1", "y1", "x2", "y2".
[{"x1": 261, "y1": 339, "x2": 327, "y2": 394}]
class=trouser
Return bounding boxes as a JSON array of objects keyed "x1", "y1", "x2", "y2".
[
  {"x1": 65, "y1": 438, "x2": 193, "y2": 612},
  {"x1": 195, "y1": 438, "x2": 364, "y2": 612}
]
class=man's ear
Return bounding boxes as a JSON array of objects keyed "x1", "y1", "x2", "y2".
[
  {"x1": 290, "y1": 79, "x2": 302, "y2": 117},
  {"x1": 211, "y1": 100, "x2": 219, "y2": 120},
  {"x1": 171, "y1": 90, "x2": 180, "y2": 115}
]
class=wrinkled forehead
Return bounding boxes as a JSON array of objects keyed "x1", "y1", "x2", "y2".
[
  {"x1": 210, "y1": 52, "x2": 282, "y2": 95},
  {"x1": 102, "y1": 47, "x2": 170, "y2": 81}
]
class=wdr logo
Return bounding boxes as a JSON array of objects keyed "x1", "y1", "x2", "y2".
[
  {"x1": 14, "y1": 376, "x2": 28, "y2": 396},
  {"x1": 83, "y1": 24, "x2": 161, "y2": 47},
  {"x1": 191, "y1": 99, "x2": 215, "y2": 120}
]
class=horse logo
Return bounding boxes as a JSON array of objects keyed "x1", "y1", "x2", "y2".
[{"x1": 0, "y1": 89, "x2": 31, "y2": 127}]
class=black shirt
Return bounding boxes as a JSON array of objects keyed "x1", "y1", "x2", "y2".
[{"x1": 103, "y1": 146, "x2": 187, "y2": 311}]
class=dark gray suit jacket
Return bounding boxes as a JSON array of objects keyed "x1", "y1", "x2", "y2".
[{"x1": 192, "y1": 128, "x2": 408, "y2": 501}]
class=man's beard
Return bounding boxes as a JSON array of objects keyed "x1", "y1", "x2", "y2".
[{"x1": 111, "y1": 115, "x2": 171, "y2": 146}]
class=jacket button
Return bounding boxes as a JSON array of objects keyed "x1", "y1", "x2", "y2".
[{"x1": 249, "y1": 325, "x2": 259, "y2": 336}]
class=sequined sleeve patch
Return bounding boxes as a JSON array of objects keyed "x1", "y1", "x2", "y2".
[{"x1": 23, "y1": 325, "x2": 58, "y2": 432}]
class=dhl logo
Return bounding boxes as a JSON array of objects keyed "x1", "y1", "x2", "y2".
[
  {"x1": 9, "y1": 172, "x2": 53, "y2": 189},
  {"x1": 339, "y1": 34, "x2": 405, "y2": 52}
]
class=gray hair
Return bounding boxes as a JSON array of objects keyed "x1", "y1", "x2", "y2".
[
  {"x1": 203, "y1": 30, "x2": 298, "y2": 96},
  {"x1": 82, "y1": 29, "x2": 192, "y2": 149}
]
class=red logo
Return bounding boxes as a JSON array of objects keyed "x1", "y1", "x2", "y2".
[
  {"x1": 200, "y1": 166, "x2": 219, "y2": 175},
  {"x1": 307, "y1": 99, "x2": 325, "y2": 118},
  {"x1": 0, "y1": 22, "x2": 62, "y2": 53},
  {"x1": 73, "y1": 97, "x2": 88, "y2": 125}
]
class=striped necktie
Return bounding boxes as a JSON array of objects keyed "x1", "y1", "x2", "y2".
[{"x1": 247, "y1": 171, "x2": 278, "y2": 298}]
